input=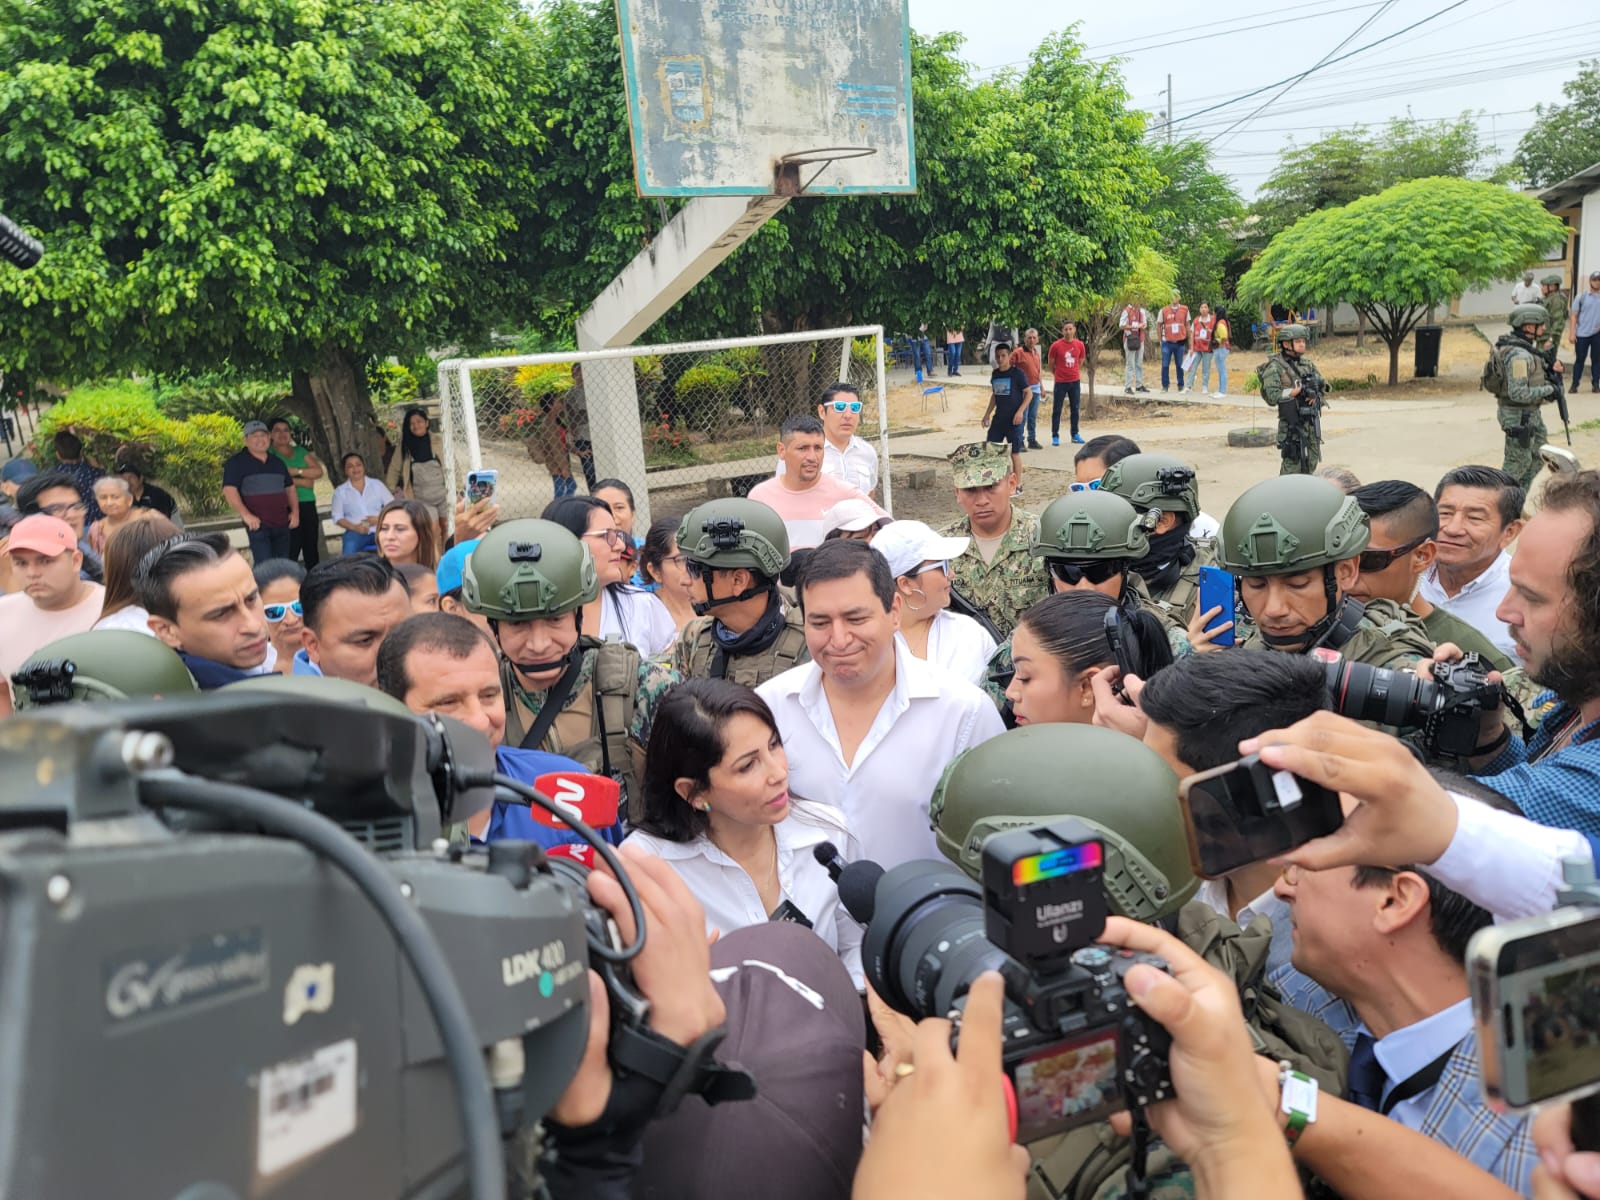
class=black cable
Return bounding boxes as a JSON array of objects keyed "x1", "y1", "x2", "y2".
[
  {"x1": 487, "y1": 771, "x2": 646, "y2": 965},
  {"x1": 140, "y1": 770, "x2": 504, "y2": 1200}
]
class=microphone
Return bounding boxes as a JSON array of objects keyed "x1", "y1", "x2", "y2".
[
  {"x1": 813, "y1": 841, "x2": 884, "y2": 925},
  {"x1": 546, "y1": 843, "x2": 598, "y2": 868},
  {"x1": 0, "y1": 214, "x2": 42, "y2": 270},
  {"x1": 519, "y1": 772, "x2": 622, "y2": 830}
]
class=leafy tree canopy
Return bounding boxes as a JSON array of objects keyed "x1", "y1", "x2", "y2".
[
  {"x1": 1238, "y1": 177, "x2": 1565, "y2": 383},
  {"x1": 1513, "y1": 59, "x2": 1600, "y2": 189},
  {"x1": 1141, "y1": 140, "x2": 1243, "y2": 303},
  {"x1": 1063, "y1": 246, "x2": 1175, "y2": 398}
]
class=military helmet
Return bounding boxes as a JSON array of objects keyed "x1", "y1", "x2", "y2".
[
  {"x1": 928, "y1": 724, "x2": 1198, "y2": 921},
  {"x1": 676, "y1": 498, "x2": 791, "y2": 576},
  {"x1": 1541, "y1": 274, "x2": 1563, "y2": 287},
  {"x1": 11, "y1": 630, "x2": 198, "y2": 707},
  {"x1": 1278, "y1": 323, "x2": 1309, "y2": 342},
  {"x1": 1219, "y1": 475, "x2": 1370, "y2": 576},
  {"x1": 462, "y1": 519, "x2": 598, "y2": 621},
  {"x1": 1033, "y1": 491, "x2": 1150, "y2": 560},
  {"x1": 228, "y1": 672, "x2": 421, "y2": 719},
  {"x1": 1098, "y1": 453, "x2": 1201, "y2": 520},
  {"x1": 1510, "y1": 303, "x2": 1550, "y2": 330}
]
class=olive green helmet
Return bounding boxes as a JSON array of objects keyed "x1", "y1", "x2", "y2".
[
  {"x1": 461, "y1": 519, "x2": 598, "y2": 621},
  {"x1": 1099, "y1": 453, "x2": 1201, "y2": 521},
  {"x1": 1033, "y1": 491, "x2": 1150, "y2": 560},
  {"x1": 228, "y1": 673, "x2": 419, "y2": 719},
  {"x1": 928, "y1": 724, "x2": 1198, "y2": 921},
  {"x1": 11, "y1": 631, "x2": 198, "y2": 707},
  {"x1": 676, "y1": 498, "x2": 791, "y2": 576},
  {"x1": 1278, "y1": 323, "x2": 1309, "y2": 342},
  {"x1": 1541, "y1": 274, "x2": 1563, "y2": 287},
  {"x1": 1219, "y1": 475, "x2": 1370, "y2": 576},
  {"x1": 1510, "y1": 303, "x2": 1550, "y2": 330}
]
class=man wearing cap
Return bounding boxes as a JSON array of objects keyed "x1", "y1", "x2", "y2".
[
  {"x1": 1571, "y1": 270, "x2": 1600, "y2": 395},
  {"x1": 1511, "y1": 269, "x2": 1542, "y2": 306},
  {"x1": 775, "y1": 383, "x2": 880, "y2": 497},
  {"x1": 222, "y1": 420, "x2": 298, "y2": 564},
  {"x1": 0, "y1": 514, "x2": 106, "y2": 715},
  {"x1": 1540, "y1": 273, "x2": 1568, "y2": 352},
  {"x1": 937, "y1": 441, "x2": 1046, "y2": 641}
]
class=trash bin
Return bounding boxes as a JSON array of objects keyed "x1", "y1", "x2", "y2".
[{"x1": 1414, "y1": 325, "x2": 1443, "y2": 378}]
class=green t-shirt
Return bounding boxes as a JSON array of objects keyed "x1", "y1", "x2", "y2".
[{"x1": 273, "y1": 445, "x2": 316, "y2": 503}]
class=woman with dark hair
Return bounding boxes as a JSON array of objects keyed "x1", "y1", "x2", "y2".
[
  {"x1": 376, "y1": 498, "x2": 441, "y2": 570},
  {"x1": 1211, "y1": 306, "x2": 1232, "y2": 398},
  {"x1": 396, "y1": 561, "x2": 439, "y2": 613},
  {"x1": 638, "y1": 514, "x2": 696, "y2": 633},
  {"x1": 331, "y1": 451, "x2": 393, "y2": 555},
  {"x1": 252, "y1": 558, "x2": 306, "y2": 675},
  {"x1": 626, "y1": 678, "x2": 863, "y2": 984},
  {"x1": 1003, "y1": 592, "x2": 1122, "y2": 726},
  {"x1": 384, "y1": 406, "x2": 447, "y2": 541},
  {"x1": 542, "y1": 494, "x2": 676, "y2": 657},
  {"x1": 593, "y1": 477, "x2": 653, "y2": 589},
  {"x1": 93, "y1": 511, "x2": 180, "y2": 634}
]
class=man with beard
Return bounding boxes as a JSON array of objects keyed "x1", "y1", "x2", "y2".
[{"x1": 1453, "y1": 471, "x2": 1600, "y2": 837}]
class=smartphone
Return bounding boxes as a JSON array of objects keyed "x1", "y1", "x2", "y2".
[
  {"x1": 465, "y1": 468, "x2": 498, "y2": 507},
  {"x1": 1196, "y1": 565, "x2": 1236, "y2": 647},
  {"x1": 1177, "y1": 754, "x2": 1343, "y2": 878},
  {"x1": 1469, "y1": 908, "x2": 1600, "y2": 1115},
  {"x1": 1102, "y1": 607, "x2": 1145, "y2": 685}
]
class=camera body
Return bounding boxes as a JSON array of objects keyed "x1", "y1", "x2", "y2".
[
  {"x1": 1318, "y1": 649, "x2": 1501, "y2": 758},
  {"x1": 860, "y1": 820, "x2": 1174, "y2": 1143}
]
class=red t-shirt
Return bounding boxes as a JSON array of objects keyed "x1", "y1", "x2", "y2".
[
  {"x1": 1048, "y1": 338, "x2": 1086, "y2": 382},
  {"x1": 1011, "y1": 347, "x2": 1042, "y2": 386},
  {"x1": 1192, "y1": 315, "x2": 1215, "y2": 353},
  {"x1": 1160, "y1": 305, "x2": 1190, "y2": 344}
]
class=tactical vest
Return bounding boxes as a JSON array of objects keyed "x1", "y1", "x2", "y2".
[
  {"x1": 676, "y1": 607, "x2": 810, "y2": 687},
  {"x1": 1143, "y1": 537, "x2": 1216, "y2": 627},
  {"x1": 501, "y1": 638, "x2": 642, "y2": 804},
  {"x1": 1337, "y1": 596, "x2": 1436, "y2": 670}
]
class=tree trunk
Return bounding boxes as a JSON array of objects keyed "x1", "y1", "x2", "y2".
[
  {"x1": 288, "y1": 346, "x2": 386, "y2": 479},
  {"x1": 1385, "y1": 338, "x2": 1401, "y2": 387},
  {"x1": 758, "y1": 310, "x2": 818, "y2": 425},
  {"x1": 1355, "y1": 306, "x2": 1366, "y2": 350}
]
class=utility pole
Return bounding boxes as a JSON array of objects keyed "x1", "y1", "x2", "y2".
[{"x1": 1166, "y1": 74, "x2": 1173, "y2": 143}]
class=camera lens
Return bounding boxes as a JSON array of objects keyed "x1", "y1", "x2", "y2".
[
  {"x1": 861, "y1": 861, "x2": 1010, "y2": 1019},
  {"x1": 1324, "y1": 658, "x2": 1440, "y2": 729}
]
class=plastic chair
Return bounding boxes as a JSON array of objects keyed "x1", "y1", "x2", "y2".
[{"x1": 922, "y1": 384, "x2": 946, "y2": 413}]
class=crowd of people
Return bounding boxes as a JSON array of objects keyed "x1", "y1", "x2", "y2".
[{"x1": 8, "y1": 360, "x2": 1600, "y2": 1200}]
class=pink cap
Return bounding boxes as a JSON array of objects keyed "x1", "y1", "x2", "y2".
[{"x1": 6, "y1": 513, "x2": 76, "y2": 557}]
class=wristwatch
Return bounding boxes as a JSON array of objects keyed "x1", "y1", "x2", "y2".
[{"x1": 1278, "y1": 1060, "x2": 1318, "y2": 1146}]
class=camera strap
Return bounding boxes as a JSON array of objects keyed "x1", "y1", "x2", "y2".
[
  {"x1": 1377, "y1": 1043, "x2": 1456, "y2": 1116},
  {"x1": 608, "y1": 1021, "x2": 757, "y2": 1116}
]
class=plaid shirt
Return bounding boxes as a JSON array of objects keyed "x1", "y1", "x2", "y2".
[
  {"x1": 1272, "y1": 966, "x2": 1536, "y2": 1193},
  {"x1": 1478, "y1": 692, "x2": 1600, "y2": 838}
]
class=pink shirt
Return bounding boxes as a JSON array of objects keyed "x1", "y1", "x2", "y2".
[
  {"x1": 0, "y1": 582, "x2": 106, "y2": 701},
  {"x1": 747, "y1": 475, "x2": 887, "y2": 550}
]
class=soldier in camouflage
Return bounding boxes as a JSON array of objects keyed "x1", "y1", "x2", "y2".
[
  {"x1": 1541, "y1": 273, "x2": 1568, "y2": 351},
  {"x1": 1258, "y1": 324, "x2": 1328, "y2": 475},
  {"x1": 669, "y1": 497, "x2": 809, "y2": 687},
  {"x1": 463, "y1": 519, "x2": 678, "y2": 819},
  {"x1": 1098, "y1": 452, "x2": 1216, "y2": 626},
  {"x1": 1489, "y1": 304, "x2": 1565, "y2": 490},
  {"x1": 939, "y1": 441, "x2": 1047, "y2": 641},
  {"x1": 1214, "y1": 475, "x2": 1435, "y2": 671}
]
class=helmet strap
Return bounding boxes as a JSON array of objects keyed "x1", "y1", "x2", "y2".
[
  {"x1": 1259, "y1": 568, "x2": 1360, "y2": 650},
  {"x1": 490, "y1": 611, "x2": 585, "y2": 678},
  {"x1": 692, "y1": 569, "x2": 772, "y2": 617}
]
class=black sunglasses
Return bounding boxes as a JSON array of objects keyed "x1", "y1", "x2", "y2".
[
  {"x1": 1047, "y1": 559, "x2": 1123, "y2": 586},
  {"x1": 1356, "y1": 535, "x2": 1428, "y2": 574}
]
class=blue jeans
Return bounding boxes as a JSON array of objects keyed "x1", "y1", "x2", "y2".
[
  {"x1": 248, "y1": 524, "x2": 293, "y2": 564},
  {"x1": 341, "y1": 530, "x2": 377, "y2": 555},
  {"x1": 1191, "y1": 351, "x2": 1213, "y2": 391},
  {"x1": 1214, "y1": 346, "x2": 1230, "y2": 394},
  {"x1": 945, "y1": 342, "x2": 962, "y2": 374},
  {"x1": 1024, "y1": 385, "x2": 1042, "y2": 443},
  {"x1": 1161, "y1": 341, "x2": 1186, "y2": 390},
  {"x1": 913, "y1": 337, "x2": 934, "y2": 375}
]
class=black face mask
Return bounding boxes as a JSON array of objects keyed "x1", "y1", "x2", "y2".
[
  {"x1": 1133, "y1": 524, "x2": 1195, "y2": 594},
  {"x1": 712, "y1": 589, "x2": 787, "y2": 656}
]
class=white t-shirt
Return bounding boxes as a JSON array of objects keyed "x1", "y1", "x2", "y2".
[
  {"x1": 93, "y1": 606, "x2": 155, "y2": 635},
  {"x1": 624, "y1": 802, "x2": 865, "y2": 986},
  {"x1": 601, "y1": 588, "x2": 678, "y2": 658},
  {"x1": 0, "y1": 583, "x2": 106, "y2": 700},
  {"x1": 906, "y1": 609, "x2": 997, "y2": 686}
]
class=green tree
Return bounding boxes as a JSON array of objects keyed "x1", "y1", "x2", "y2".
[
  {"x1": 0, "y1": 0, "x2": 550, "y2": 467},
  {"x1": 1067, "y1": 247, "x2": 1176, "y2": 401},
  {"x1": 1141, "y1": 140, "x2": 1243, "y2": 303},
  {"x1": 1372, "y1": 113, "x2": 1500, "y2": 189},
  {"x1": 1238, "y1": 177, "x2": 1565, "y2": 385},
  {"x1": 1249, "y1": 129, "x2": 1374, "y2": 248},
  {"x1": 1513, "y1": 60, "x2": 1600, "y2": 188}
]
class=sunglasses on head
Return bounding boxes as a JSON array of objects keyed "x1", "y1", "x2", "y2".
[
  {"x1": 1047, "y1": 559, "x2": 1123, "y2": 586},
  {"x1": 264, "y1": 600, "x2": 303, "y2": 623},
  {"x1": 1356, "y1": 535, "x2": 1428, "y2": 575},
  {"x1": 1068, "y1": 479, "x2": 1103, "y2": 493},
  {"x1": 829, "y1": 400, "x2": 864, "y2": 414}
]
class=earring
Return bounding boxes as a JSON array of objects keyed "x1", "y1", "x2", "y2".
[{"x1": 698, "y1": 802, "x2": 711, "y2": 812}]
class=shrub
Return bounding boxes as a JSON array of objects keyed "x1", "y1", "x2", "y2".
[
  {"x1": 157, "y1": 377, "x2": 302, "y2": 439},
  {"x1": 644, "y1": 413, "x2": 696, "y2": 467},
  {"x1": 1244, "y1": 371, "x2": 1260, "y2": 392},
  {"x1": 368, "y1": 362, "x2": 420, "y2": 408},
  {"x1": 675, "y1": 363, "x2": 741, "y2": 432},
  {"x1": 712, "y1": 345, "x2": 768, "y2": 381},
  {"x1": 514, "y1": 363, "x2": 574, "y2": 405}
]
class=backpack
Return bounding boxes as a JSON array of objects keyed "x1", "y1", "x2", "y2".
[{"x1": 1480, "y1": 344, "x2": 1510, "y2": 401}]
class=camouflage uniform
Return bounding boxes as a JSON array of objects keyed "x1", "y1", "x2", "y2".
[
  {"x1": 1239, "y1": 595, "x2": 1434, "y2": 671},
  {"x1": 1541, "y1": 275, "x2": 1568, "y2": 350},
  {"x1": 1491, "y1": 317, "x2": 1560, "y2": 490},
  {"x1": 942, "y1": 442, "x2": 1047, "y2": 641},
  {"x1": 672, "y1": 606, "x2": 810, "y2": 687},
  {"x1": 1258, "y1": 330, "x2": 1327, "y2": 475}
]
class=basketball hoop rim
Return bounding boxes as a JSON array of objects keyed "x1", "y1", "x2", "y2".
[{"x1": 777, "y1": 145, "x2": 879, "y2": 166}]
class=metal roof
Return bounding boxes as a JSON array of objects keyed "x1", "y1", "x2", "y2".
[{"x1": 1540, "y1": 162, "x2": 1600, "y2": 210}]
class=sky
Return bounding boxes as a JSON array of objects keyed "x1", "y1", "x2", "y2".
[{"x1": 906, "y1": 0, "x2": 1594, "y2": 197}]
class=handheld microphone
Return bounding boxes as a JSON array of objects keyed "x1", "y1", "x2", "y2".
[
  {"x1": 546, "y1": 843, "x2": 599, "y2": 868},
  {"x1": 0, "y1": 213, "x2": 42, "y2": 270},
  {"x1": 520, "y1": 772, "x2": 621, "y2": 830},
  {"x1": 813, "y1": 841, "x2": 884, "y2": 925}
]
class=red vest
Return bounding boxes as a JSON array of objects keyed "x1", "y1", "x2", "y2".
[
  {"x1": 1160, "y1": 305, "x2": 1189, "y2": 343},
  {"x1": 1192, "y1": 315, "x2": 1215, "y2": 353}
]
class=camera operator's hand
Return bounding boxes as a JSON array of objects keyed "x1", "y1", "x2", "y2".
[
  {"x1": 453, "y1": 495, "x2": 500, "y2": 544},
  {"x1": 1535, "y1": 1103, "x2": 1600, "y2": 1200},
  {"x1": 862, "y1": 983, "x2": 918, "y2": 1116},
  {"x1": 1186, "y1": 604, "x2": 1232, "y2": 654},
  {"x1": 1097, "y1": 917, "x2": 1290, "y2": 1192},
  {"x1": 1089, "y1": 667, "x2": 1150, "y2": 740},
  {"x1": 853, "y1": 972, "x2": 1029, "y2": 1200},
  {"x1": 1415, "y1": 642, "x2": 1508, "y2": 762},
  {"x1": 1238, "y1": 711, "x2": 1458, "y2": 870}
]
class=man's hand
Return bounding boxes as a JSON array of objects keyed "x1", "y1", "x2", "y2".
[
  {"x1": 1554, "y1": 359, "x2": 1566, "y2": 374},
  {"x1": 861, "y1": 982, "x2": 919, "y2": 1115},
  {"x1": 242, "y1": 514, "x2": 261, "y2": 532},
  {"x1": 1238, "y1": 710, "x2": 1458, "y2": 871},
  {"x1": 1186, "y1": 603, "x2": 1233, "y2": 654},
  {"x1": 454, "y1": 496, "x2": 499, "y2": 543},
  {"x1": 1534, "y1": 1103, "x2": 1600, "y2": 1200},
  {"x1": 1011, "y1": 409, "x2": 1025, "y2": 426},
  {"x1": 1089, "y1": 667, "x2": 1149, "y2": 739},
  {"x1": 853, "y1": 972, "x2": 1028, "y2": 1200},
  {"x1": 288, "y1": 513, "x2": 300, "y2": 530},
  {"x1": 549, "y1": 971, "x2": 613, "y2": 1127},
  {"x1": 1417, "y1": 642, "x2": 1505, "y2": 754}
]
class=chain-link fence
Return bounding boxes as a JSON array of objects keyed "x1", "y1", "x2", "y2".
[{"x1": 436, "y1": 326, "x2": 889, "y2": 530}]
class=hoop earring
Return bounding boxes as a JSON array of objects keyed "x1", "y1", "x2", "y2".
[{"x1": 904, "y1": 586, "x2": 928, "y2": 613}]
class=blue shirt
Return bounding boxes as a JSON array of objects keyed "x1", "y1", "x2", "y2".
[
  {"x1": 292, "y1": 648, "x2": 323, "y2": 676},
  {"x1": 1573, "y1": 290, "x2": 1600, "y2": 338},
  {"x1": 484, "y1": 745, "x2": 626, "y2": 850},
  {"x1": 1477, "y1": 694, "x2": 1600, "y2": 838}
]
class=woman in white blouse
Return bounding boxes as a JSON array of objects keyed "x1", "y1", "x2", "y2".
[
  {"x1": 542, "y1": 495, "x2": 677, "y2": 658},
  {"x1": 870, "y1": 519, "x2": 997, "y2": 685},
  {"x1": 625, "y1": 678, "x2": 864, "y2": 985},
  {"x1": 331, "y1": 452, "x2": 394, "y2": 555}
]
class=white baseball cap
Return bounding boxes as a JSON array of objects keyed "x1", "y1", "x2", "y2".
[
  {"x1": 870, "y1": 519, "x2": 969, "y2": 579},
  {"x1": 821, "y1": 498, "x2": 884, "y2": 536}
]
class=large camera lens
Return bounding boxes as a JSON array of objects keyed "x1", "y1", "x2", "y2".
[
  {"x1": 1324, "y1": 657, "x2": 1440, "y2": 729},
  {"x1": 861, "y1": 861, "x2": 1011, "y2": 1019}
]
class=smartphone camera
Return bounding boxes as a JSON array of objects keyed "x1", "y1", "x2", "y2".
[{"x1": 1178, "y1": 754, "x2": 1344, "y2": 878}]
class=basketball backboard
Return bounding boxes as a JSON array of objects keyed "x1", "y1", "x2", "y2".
[{"x1": 615, "y1": 0, "x2": 916, "y2": 197}]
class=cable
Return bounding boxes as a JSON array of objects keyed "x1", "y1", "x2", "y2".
[{"x1": 141, "y1": 770, "x2": 504, "y2": 1200}]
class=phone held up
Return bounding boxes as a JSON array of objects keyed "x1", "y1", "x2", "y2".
[
  {"x1": 1177, "y1": 754, "x2": 1344, "y2": 879},
  {"x1": 465, "y1": 468, "x2": 498, "y2": 508},
  {"x1": 1195, "y1": 565, "x2": 1236, "y2": 647}
]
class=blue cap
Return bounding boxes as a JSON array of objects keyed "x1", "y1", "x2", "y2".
[
  {"x1": 436, "y1": 538, "x2": 480, "y2": 596},
  {"x1": 1, "y1": 458, "x2": 39, "y2": 484}
]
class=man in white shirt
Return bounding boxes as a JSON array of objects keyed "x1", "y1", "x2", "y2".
[
  {"x1": 0, "y1": 514, "x2": 106, "y2": 715},
  {"x1": 1511, "y1": 270, "x2": 1542, "y2": 305},
  {"x1": 749, "y1": 415, "x2": 885, "y2": 550},
  {"x1": 1416, "y1": 465, "x2": 1524, "y2": 662},
  {"x1": 775, "y1": 383, "x2": 880, "y2": 497},
  {"x1": 757, "y1": 538, "x2": 1004, "y2": 868}
]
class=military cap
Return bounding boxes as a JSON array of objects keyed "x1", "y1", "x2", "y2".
[
  {"x1": 1542, "y1": 274, "x2": 1563, "y2": 287},
  {"x1": 950, "y1": 441, "x2": 1013, "y2": 489}
]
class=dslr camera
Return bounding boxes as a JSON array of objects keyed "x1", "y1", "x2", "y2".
[
  {"x1": 1316, "y1": 648, "x2": 1503, "y2": 758},
  {"x1": 848, "y1": 820, "x2": 1174, "y2": 1142}
]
